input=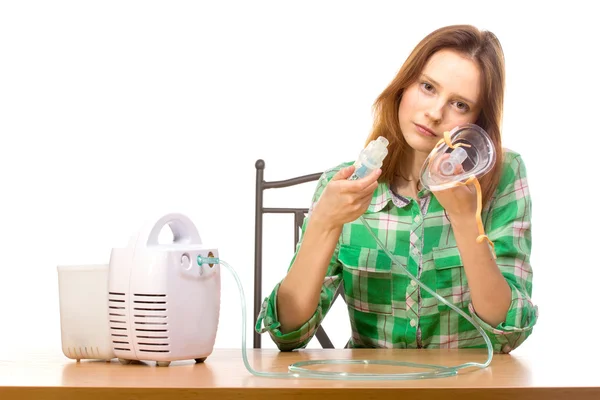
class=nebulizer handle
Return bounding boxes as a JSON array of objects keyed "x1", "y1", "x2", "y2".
[{"x1": 203, "y1": 132, "x2": 493, "y2": 380}]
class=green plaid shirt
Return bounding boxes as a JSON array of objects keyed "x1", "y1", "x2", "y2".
[{"x1": 255, "y1": 149, "x2": 538, "y2": 353}]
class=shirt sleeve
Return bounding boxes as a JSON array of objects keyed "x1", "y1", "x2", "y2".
[
  {"x1": 470, "y1": 152, "x2": 539, "y2": 353},
  {"x1": 254, "y1": 167, "x2": 346, "y2": 351}
]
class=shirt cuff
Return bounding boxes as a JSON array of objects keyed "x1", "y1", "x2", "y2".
[
  {"x1": 468, "y1": 282, "x2": 538, "y2": 352},
  {"x1": 255, "y1": 283, "x2": 322, "y2": 351}
]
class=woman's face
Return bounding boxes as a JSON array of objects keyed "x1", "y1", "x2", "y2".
[{"x1": 398, "y1": 49, "x2": 482, "y2": 157}]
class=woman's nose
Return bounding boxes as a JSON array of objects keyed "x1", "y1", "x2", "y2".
[{"x1": 425, "y1": 101, "x2": 444, "y2": 124}]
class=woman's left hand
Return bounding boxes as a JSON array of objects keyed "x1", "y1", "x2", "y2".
[{"x1": 430, "y1": 154, "x2": 478, "y2": 220}]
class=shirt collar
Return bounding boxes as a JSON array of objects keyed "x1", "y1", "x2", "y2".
[{"x1": 366, "y1": 182, "x2": 432, "y2": 213}]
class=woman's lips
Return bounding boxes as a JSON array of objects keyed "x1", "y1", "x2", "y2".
[{"x1": 415, "y1": 123, "x2": 436, "y2": 137}]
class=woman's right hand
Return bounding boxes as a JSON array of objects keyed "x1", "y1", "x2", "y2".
[{"x1": 310, "y1": 165, "x2": 382, "y2": 231}]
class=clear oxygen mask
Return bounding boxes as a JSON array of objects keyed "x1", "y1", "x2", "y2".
[
  {"x1": 420, "y1": 124, "x2": 496, "y2": 192},
  {"x1": 419, "y1": 123, "x2": 497, "y2": 256}
]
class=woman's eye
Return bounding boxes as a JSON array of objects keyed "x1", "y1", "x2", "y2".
[
  {"x1": 421, "y1": 82, "x2": 434, "y2": 92},
  {"x1": 455, "y1": 101, "x2": 470, "y2": 112}
]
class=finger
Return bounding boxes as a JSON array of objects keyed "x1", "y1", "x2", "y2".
[
  {"x1": 347, "y1": 168, "x2": 382, "y2": 191},
  {"x1": 357, "y1": 179, "x2": 380, "y2": 198},
  {"x1": 331, "y1": 165, "x2": 356, "y2": 181},
  {"x1": 358, "y1": 192, "x2": 374, "y2": 209},
  {"x1": 357, "y1": 180, "x2": 379, "y2": 202}
]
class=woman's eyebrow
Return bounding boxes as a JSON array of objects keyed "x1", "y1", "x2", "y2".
[{"x1": 421, "y1": 73, "x2": 476, "y2": 105}]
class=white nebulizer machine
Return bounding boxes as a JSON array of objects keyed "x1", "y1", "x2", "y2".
[
  {"x1": 107, "y1": 214, "x2": 220, "y2": 366},
  {"x1": 57, "y1": 123, "x2": 497, "y2": 380},
  {"x1": 58, "y1": 213, "x2": 221, "y2": 367}
]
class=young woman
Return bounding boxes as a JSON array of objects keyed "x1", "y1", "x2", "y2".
[{"x1": 256, "y1": 24, "x2": 537, "y2": 354}]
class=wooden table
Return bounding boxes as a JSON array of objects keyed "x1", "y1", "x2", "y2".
[{"x1": 1, "y1": 348, "x2": 598, "y2": 399}]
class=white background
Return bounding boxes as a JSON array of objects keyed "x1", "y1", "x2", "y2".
[{"x1": 1, "y1": 0, "x2": 597, "y2": 359}]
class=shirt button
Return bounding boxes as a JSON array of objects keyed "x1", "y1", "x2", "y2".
[
  {"x1": 410, "y1": 319, "x2": 416, "y2": 327},
  {"x1": 414, "y1": 215, "x2": 421, "y2": 223},
  {"x1": 412, "y1": 248, "x2": 419, "y2": 255},
  {"x1": 410, "y1": 280, "x2": 417, "y2": 287}
]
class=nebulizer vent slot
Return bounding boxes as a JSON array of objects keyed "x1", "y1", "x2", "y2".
[
  {"x1": 132, "y1": 293, "x2": 171, "y2": 352},
  {"x1": 108, "y1": 292, "x2": 129, "y2": 349},
  {"x1": 110, "y1": 312, "x2": 132, "y2": 353}
]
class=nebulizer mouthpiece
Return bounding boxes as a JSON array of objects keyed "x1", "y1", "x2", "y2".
[
  {"x1": 420, "y1": 124, "x2": 495, "y2": 191},
  {"x1": 440, "y1": 146, "x2": 468, "y2": 175}
]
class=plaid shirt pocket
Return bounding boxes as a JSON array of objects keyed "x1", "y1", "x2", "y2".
[
  {"x1": 433, "y1": 246, "x2": 470, "y2": 312},
  {"x1": 338, "y1": 244, "x2": 393, "y2": 315}
]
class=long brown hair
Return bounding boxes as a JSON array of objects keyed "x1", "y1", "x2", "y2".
[{"x1": 365, "y1": 24, "x2": 505, "y2": 208}]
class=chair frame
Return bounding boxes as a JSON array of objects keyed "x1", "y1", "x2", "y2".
[{"x1": 253, "y1": 159, "x2": 336, "y2": 349}]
